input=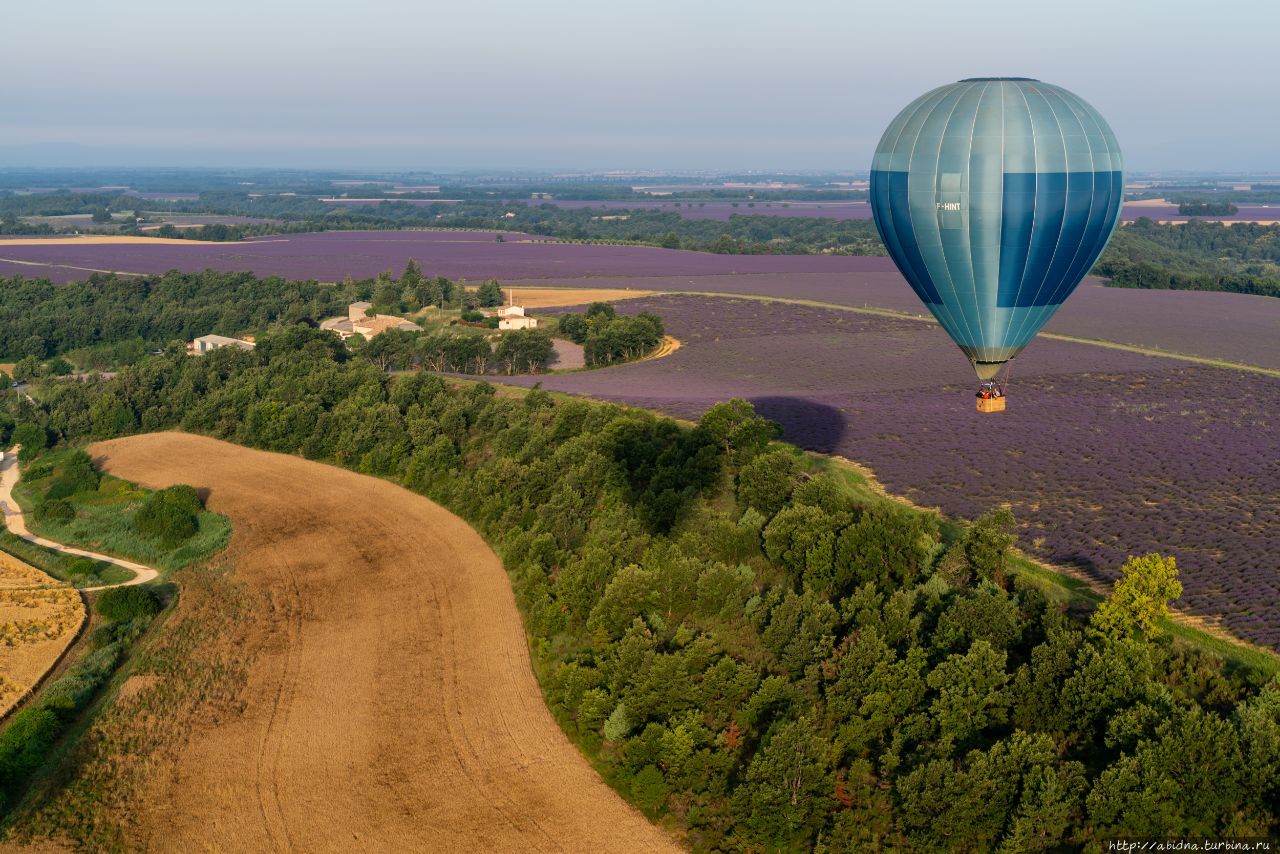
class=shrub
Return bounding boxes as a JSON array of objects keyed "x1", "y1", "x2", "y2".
[
  {"x1": 44, "y1": 450, "x2": 101, "y2": 500},
  {"x1": 133, "y1": 485, "x2": 201, "y2": 545},
  {"x1": 68, "y1": 558, "x2": 97, "y2": 576},
  {"x1": 34, "y1": 498, "x2": 74, "y2": 523},
  {"x1": 96, "y1": 586, "x2": 160, "y2": 623},
  {"x1": 0, "y1": 708, "x2": 60, "y2": 803},
  {"x1": 11, "y1": 423, "x2": 47, "y2": 460}
]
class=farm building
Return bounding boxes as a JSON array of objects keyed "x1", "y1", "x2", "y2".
[
  {"x1": 487, "y1": 291, "x2": 540, "y2": 331},
  {"x1": 320, "y1": 302, "x2": 422, "y2": 340},
  {"x1": 188, "y1": 334, "x2": 256, "y2": 355},
  {"x1": 497, "y1": 304, "x2": 539, "y2": 331}
]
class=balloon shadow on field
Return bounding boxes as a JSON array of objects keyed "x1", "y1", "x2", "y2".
[{"x1": 749, "y1": 396, "x2": 848, "y2": 455}]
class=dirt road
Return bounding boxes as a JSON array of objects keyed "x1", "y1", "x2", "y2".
[
  {"x1": 0, "y1": 450, "x2": 157, "y2": 591},
  {"x1": 90, "y1": 433, "x2": 678, "y2": 853}
]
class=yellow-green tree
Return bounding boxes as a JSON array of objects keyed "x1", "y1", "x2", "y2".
[{"x1": 1090, "y1": 554, "x2": 1183, "y2": 642}]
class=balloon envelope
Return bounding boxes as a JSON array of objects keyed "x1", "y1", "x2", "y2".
[{"x1": 869, "y1": 78, "x2": 1123, "y2": 378}]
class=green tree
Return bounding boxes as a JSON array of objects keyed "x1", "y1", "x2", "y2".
[
  {"x1": 735, "y1": 448, "x2": 798, "y2": 518},
  {"x1": 735, "y1": 717, "x2": 833, "y2": 844},
  {"x1": 494, "y1": 329, "x2": 554, "y2": 375},
  {"x1": 12, "y1": 422, "x2": 47, "y2": 459},
  {"x1": 964, "y1": 507, "x2": 1017, "y2": 584},
  {"x1": 698, "y1": 399, "x2": 779, "y2": 466},
  {"x1": 1090, "y1": 553, "x2": 1183, "y2": 641},
  {"x1": 927, "y1": 640, "x2": 1011, "y2": 749},
  {"x1": 835, "y1": 504, "x2": 938, "y2": 593},
  {"x1": 476, "y1": 279, "x2": 504, "y2": 307}
]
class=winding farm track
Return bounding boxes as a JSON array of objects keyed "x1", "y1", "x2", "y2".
[
  {"x1": 89, "y1": 433, "x2": 679, "y2": 853},
  {"x1": 0, "y1": 451, "x2": 157, "y2": 591}
]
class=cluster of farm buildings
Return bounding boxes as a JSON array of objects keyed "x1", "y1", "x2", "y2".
[{"x1": 187, "y1": 293, "x2": 538, "y2": 355}]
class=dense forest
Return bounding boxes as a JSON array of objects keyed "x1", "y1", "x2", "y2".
[
  {"x1": 3, "y1": 331, "x2": 1278, "y2": 849},
  {"x1": 0, "y1": 271, "x2": 353, "y2": 360},
  {"x1": 1095, "y1": 219, "x2": 1280, "y2": 298}
]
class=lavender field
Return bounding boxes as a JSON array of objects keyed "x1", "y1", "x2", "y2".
[
  {"x1": 503, "y1": 295, "x2": 1280, "y2": 651},
  {"x1": 0, "y1": 230, "x2": 893, "y2": 283},
  {"x1": 504, "y1": 272, "x2": 1280, "y2": 371},
  {"x1": 1120, "y1": 204, "x2": 1280, "y2": 222},
  {"x1": 3, "y1": 228, "x2": 1276, "y2": 370}
]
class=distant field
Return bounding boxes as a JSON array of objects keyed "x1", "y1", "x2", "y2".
[
  {"x1": 2, "y1": 228, "x2": 1276, "y2": 371},
  {"x1": 502, "y1": 294, "x2": 1280, "y2": 651},
  {"x1": 520, "y1": 197, "x2": 1280, "y2": 223},
  {"x1": 525, "y1": 198, "x2": 876, "y2": 220},
  {"x1": 0, "y1": 229, "x2": 894, "y2": 282},
  {"x1": 0, "y1": 552, "x2": 83, "y2": 717},
  {"x1": 0, "y1": 235, "x2": 204, "y2": 246},
  {"x1": 506, "y1": 273, "x2": 1280, "y2": 372}
]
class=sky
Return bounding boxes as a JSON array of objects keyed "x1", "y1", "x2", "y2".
[{"x1": 2, "y1": 0, "x2": 1276, "y2": 173}]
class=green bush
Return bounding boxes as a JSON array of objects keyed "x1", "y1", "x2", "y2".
[
  {"x1": 0, "y1": 708, "x2": 60, "y2": 804},
  {"x1": 33, "y1": 498, "x2": 74, "y2": 523},
  {"x1": 96, "y1": 586, "x2": 160, "y2": 623},
  {"x1": 133, "y1": 485, "x2": 201, "y2": 545},
  {"x1": 67, "y1": 558, "x2": 97, "y2": 576},
  {"x1": 11, "y1": 423, "x2": 47, "y2": 460},
  {"x1": 42, "y1": 450, "x2": 100, "y2": 500}
]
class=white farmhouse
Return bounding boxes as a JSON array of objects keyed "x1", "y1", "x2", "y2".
[{"x1": 188, "y1": 334, "x2": 256, "y2": 355}]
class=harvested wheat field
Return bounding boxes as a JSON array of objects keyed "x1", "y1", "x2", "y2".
[
  {"x1": 506, "y1": 286, "x2": 657, "y2": 307},
  {"x1": 0, "y1": 236, "x2": 207, "y2": 246},
  {"x1": 86, "y1": 433, "x2": 679, "y2": 853},
  {"x1": 0, "y1": 553, "x2": 83, "y2": 717}
]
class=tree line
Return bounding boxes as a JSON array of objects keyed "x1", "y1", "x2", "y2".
[
  {"x1": 1096, "y1": 219, "x2": 1280, "y2": 299},
  {"x1": 3, "y1": 331, "x2": 1277, "y2": 849}
]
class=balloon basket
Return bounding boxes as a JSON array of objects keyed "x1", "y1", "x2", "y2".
[{"x1": 976, "y1": 396, "x2": 1006, "y2": 413}]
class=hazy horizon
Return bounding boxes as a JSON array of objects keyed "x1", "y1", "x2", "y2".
[{"x1": 4, "y1": 0, "x2": 1278, "y2": 173}]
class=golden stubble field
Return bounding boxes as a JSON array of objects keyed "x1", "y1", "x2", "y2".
[
  {"x1": 0, "y1": 553, "x2": 83, "y2": 717},
  {"x1": 79, "y1": 433, "x2": 678, "y2": 852},
  {"x1": 502, "y1": 286, "x2": 657, "y2": 307}
]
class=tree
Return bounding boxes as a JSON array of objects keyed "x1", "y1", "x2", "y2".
[
  {"x1": 927, "y1": 640, "x2": 1011, "y2": 749},
  {"x1": 1085, "y1": 706, "x2": 1244, "y2": 839},
  {"x1": 90, "y1": 207, "x2": 112, "y2": 224},
  {"x1": 399, "y1": 258, "x2": 424, "y2": 288},
  {"x1": 964, "y1": 507, "x2": 1017, "y2": 584},
  {"x1": 558, "y1": 313, "x2": 589, "y2": 344},
  {"x1": 698, "y1": 399, "x2": 779, "y2": 465},
  {"x1": 494, "y1": 329, "x2": 554, "y2": 375},
  {"x1": 835, "y1": 504, "x2": 938, "y2": 593},
  {"x1": 476, "y1": 279, "x2": 504, "y2": 307},
  {"x1": 11, "y1": 355, "x2": 39, "y2": 383},
  {"x1": 735, "y1": 717, "x2": 833, "y2": 844},
  {"x1": 12, "y1": 422, "x2": 47, "y2": 459},
  {"x1": 1089, "y1": 553, "x2": 1182, "y2": 642},
  {"x1": 735, "y1": 448, "x2": 798, "y2": 518},
  {"x1": 133, "y1": 484, "x2": 202, "y2": 546}
]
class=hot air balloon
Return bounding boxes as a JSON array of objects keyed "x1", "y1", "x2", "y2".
[{"x1": 869, "y1": 78, "x2": 1123, "y2": 412}]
